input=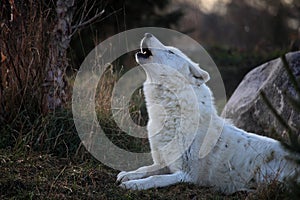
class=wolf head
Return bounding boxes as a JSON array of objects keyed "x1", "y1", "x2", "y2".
[{"x1": 135, "y1": 33, "x2": 210, "y2": 86}]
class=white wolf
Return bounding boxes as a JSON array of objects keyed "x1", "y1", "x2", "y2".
[{"x1": 117, "y1": 33, "x2": 298, "y2": 194}]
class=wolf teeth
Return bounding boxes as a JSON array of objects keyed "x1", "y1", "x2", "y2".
[{"x1": 142, "y1": 48, "x2": 152, "y2": 56}]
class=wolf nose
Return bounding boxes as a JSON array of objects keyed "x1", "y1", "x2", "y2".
[{"x1": 144, "y1": 33, "x2": 153, "y2": 38}]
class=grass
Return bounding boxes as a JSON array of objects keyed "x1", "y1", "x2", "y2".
[
  {"x1": 1, "y1": 143, "x2": 294, "y2": 199},
  {"x1": 0, "y1": 105, "x2": 295, "y2": 199},
  {"x1": 0, "y1": 149, "x2": 250, "y2": 200}
]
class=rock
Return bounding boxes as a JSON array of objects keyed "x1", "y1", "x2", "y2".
[{"x1": 221, "y1": 51, "x2": 300, "y2": 138}]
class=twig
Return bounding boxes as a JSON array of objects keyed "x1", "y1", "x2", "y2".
[
  {"x1": 71, "y1": 7, "x2": 123, "y2": 36},
  {"x1": 49, "y1": 166, "x2": 67, "y2": 193},
  {"x1": 72, "y1": 9, "x2": 105, "y2": 33}
]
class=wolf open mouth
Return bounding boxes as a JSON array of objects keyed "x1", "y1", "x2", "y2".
[
  {"x1": 137, "y1": 48, "x2": 152, "y2": 59},
  {"x1": 137, "y1": 47, "x2": 152, "y2": 59}
]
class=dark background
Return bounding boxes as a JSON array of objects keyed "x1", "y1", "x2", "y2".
[{"x1": 69, "y1": 0, "x2": 300, "y2": 96}]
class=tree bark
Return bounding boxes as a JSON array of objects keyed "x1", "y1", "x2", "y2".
[{"x1": 42, "y1": 0, "x2": 75, "y2": 113}]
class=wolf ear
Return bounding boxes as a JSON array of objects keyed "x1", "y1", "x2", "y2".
[{"x1": 189, "y1": 64, "x2": 210, "y2": 85}]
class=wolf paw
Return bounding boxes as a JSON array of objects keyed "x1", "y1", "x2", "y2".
[
  {"x1": 117, "y1": 171, "x2": 130, "y2": 183},
  {"x1": 117, "y1": 171, "x2": 145, "y2": 183},
  {"x1": 119, "y1": 180, "x2": 145, "y2": 190}
]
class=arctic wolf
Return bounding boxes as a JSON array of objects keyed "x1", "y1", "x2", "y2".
[{"x1": 117, "y1": 33, "x2": 298, "y2": 194}]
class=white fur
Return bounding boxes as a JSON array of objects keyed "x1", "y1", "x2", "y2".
[{"x1": 117, "y1": 33, "x2": 299, "y2": 194}]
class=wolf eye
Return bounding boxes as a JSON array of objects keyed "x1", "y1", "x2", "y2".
[{"x1": 168, "y1": 50, "x2": 175, "y2": 54}]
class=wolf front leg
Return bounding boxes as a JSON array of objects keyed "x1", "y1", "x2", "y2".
[
  {"x1": 120, "y1": 171, "x2": 191, "y2": 190},
  {"x1": 117, "y1": 164, "x2": 169, "y2": 183}
]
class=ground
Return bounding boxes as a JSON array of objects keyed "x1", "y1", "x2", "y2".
[{"x1": 1, "y1": 148, "x2": 293, "y2": 199}]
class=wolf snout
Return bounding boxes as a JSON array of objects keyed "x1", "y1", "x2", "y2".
[{"x1": 144, "y1": 33, "x2": 153, "y2": 38}]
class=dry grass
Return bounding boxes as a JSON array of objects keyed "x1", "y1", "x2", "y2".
[
  {"x1": 0, "y1": 149, "x2": 249, "y2": 200},
  {"x1": 1, "y1": 147, "x2": 295, "y2": 199},
  {"x1": 94, "y1": 66, "x2": 150, "y2": 153},
  {"x1": 246, "y1": 181, "x2": 289, "y2": 200},
  {"x1": 0, "y1": 1, "x2": 53, "y2": 122}
]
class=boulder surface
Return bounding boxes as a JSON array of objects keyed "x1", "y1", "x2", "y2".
[{"x1": 221, "y1": 51, "x2": 300, "y2": 138}]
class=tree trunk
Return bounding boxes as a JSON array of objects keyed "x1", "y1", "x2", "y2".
[{"x1": 42, "y1": 0, "x2": 75, "y2": 113}]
